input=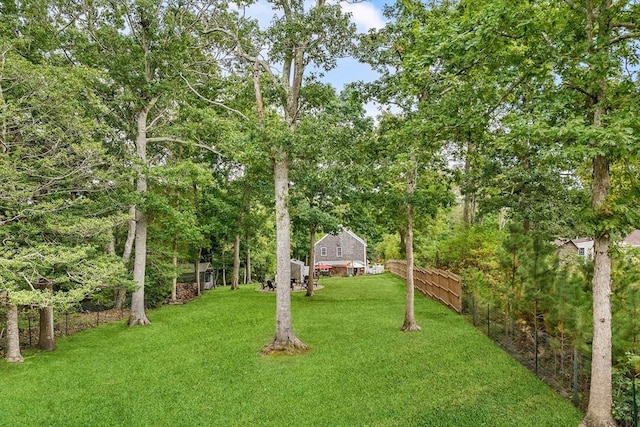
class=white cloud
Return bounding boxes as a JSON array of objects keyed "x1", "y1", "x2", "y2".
[{"x1": 340, "y1": 2, "x2": 387, "y2": 33}]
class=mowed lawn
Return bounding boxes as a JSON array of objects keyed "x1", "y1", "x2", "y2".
[{"x1": 0, "y1": 274, "x2": 582, "y2": 426}]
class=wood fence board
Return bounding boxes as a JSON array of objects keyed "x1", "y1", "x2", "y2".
[{"x1": 385, "y1": 260, "x2": 462, "y2": 313}]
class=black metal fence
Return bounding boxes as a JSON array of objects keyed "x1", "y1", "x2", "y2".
[
  {"x1": 462, "y1": 294, "x2": 591, "y2": 410},
  {"x1": 0, "y1": 306, "x2": 126, "y2": 358}
]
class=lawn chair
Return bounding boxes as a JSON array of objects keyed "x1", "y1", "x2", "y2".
[{"x1": 263, "y1": 280, "x2": 275, "y2": 291}]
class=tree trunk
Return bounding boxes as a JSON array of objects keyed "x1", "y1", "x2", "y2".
[
  {"x1": 107, "y1": 228, "x2": 126, "y2": 309},
  {"x1": 171, "y1": 239, "x2": 178, "y2": 303},
  {"x1": 129, "y1": 104, "x2": 154, "y2": 327},
  {"x1": 462, "y1": 141, "x2": 475, "y2": 226},
  {"x1": 581, "y1": 157, "x2": 616, "y2": 427},
  {"x1": 246, "y1": 239, "x2": 252, "y2": 284},
  {"x1": 221, "y1": 246, "x2": 227, "y2": 286},
  {"x1": 262, "y1": 149, "x2": 307, "y2": 354},
  {"x1": 402, "y1": 163, "x2": 420, "y2": 332},
  {"x1": 5, "y1": 301, "x2": 23, "y2": 363},
  {"x1": 306, "y1": 225, "x2": 317, "y2": 297},
  {"x1": 38, "y1": 306, "x2": 56, "y2": 351},
  {"x1": 195, "y1": 250, "x2": 202, "y2": 296},
  {"x1": 122, "y1": 204, "x2": 136, "y2": 264},
  {"x1": 116, "y1": 205, "x2": 136, "y2": 308},
  {"x1": 106, "y1": 236, "x2": 116, "y2": 256},
  {"x1": 581, "y1": 2, "x2": 616, "y2": 415},
  {"x1": 232, "y1": 233, "x2": 240, "y2": 290}
]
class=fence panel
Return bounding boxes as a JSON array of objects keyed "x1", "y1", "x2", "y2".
[
  {"x1": 386, "y1": 260, "x2": 462, "y2": 313},
  {"x1": 0, "y1": 307, "x2": 126, "y2": 358}
]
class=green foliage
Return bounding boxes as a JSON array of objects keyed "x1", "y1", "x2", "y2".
[
  {"x1": 0, "y1": 41, "x2": 132, "y2": 309},
  {"x1": 612, "y1": 353, "x2": 640, "y2": 427},
  {"x1": 613, "y1": 248, "x2": 640, "y2": 360},
  {"x1": 375, "y1": 233, "x2": 402, "y2": 262}
]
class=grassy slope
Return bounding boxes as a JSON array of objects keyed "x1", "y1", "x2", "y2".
[{"x1": 0, "y1": 274, "x2": 582, "y2": 426}]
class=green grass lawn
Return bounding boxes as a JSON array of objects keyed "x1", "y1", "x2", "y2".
[{"x1": 0, "y1": 274, "x2": 582, "y2": 426}]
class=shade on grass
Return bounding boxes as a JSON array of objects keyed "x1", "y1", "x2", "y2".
[{"x1": 0, "y1": 274, "x2": 582, "y2": 426}]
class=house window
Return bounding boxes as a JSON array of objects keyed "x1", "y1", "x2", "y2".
[
  {"x1": 578, "y1": 248, "x2": 585, "y2": 256},
  {"x1": 337, "y1": 247, "x2": 343, "y2": 257},
  {"x1": 320, "y1": 247, "x2": 327, "y2": 256}
]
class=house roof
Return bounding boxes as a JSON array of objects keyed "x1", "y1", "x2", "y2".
[
  {"x1": 571, "y1": 237, "x2": 593, "y2": 244},
  {"x1": 178, "y1": 262, "x2": 212, "y2": 272},
  {"x1": 315, "y1": 228, "x2": 367, "y2": 247},
  {"x1": 624, "y1": 229, "x2": 640, "y2": 247}
]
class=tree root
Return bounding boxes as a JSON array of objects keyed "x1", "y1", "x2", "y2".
[
  {"x1": 128, "y1": 316, "x2": 151, "y2": 327},
  {"x1": 402, "y1": 322, "x2": 422, "y2": 332},
  {"x1": 6, "y1": 355, "x2": 23, "y2": 363},
  {"x1": 261, "y1": 337, "x2": 310, "y2": 356},
  {"x1": 579, "y1": 415, "x2": 617, "y2": 427}
]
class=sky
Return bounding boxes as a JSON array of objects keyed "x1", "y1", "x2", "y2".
[{"x1": 241, "y1": 0, "x2": 392, "y2": 116}]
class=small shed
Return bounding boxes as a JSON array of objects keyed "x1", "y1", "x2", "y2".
[
  {"x1": 178, "y1": 262, "x2": 214, "y2": 290},
  {"x1": 290, "y1": 259, "x2": 309, "y2": 284}
]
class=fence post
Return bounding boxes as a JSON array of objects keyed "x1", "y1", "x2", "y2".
[
  {"x1": 534, "y1": 298, "x2": 539, "y2": 375},
  {"x1": 28, "y1": 314, "x2": 32, "y2": 347},
  {"x1": 472, "y1": 295, "x2": 477, "y2": 326},
  {"x1": 487, "y1": 304, "x2": 490, "y2": 338},
  {"x1": 572, "y1": 348, "x2": 579, "y2": 407},
  {"x1": 633, "y1": 377, "x2": 638, "y2": 427}
]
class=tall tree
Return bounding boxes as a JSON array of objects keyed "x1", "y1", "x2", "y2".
[
  {"x1": 208, "y1": 0, "x2": 356, "y2": 353},
  {"x1": 385, "y1": 1, "x2": 640, "y2": 422},
  {"x1": 291, "y1": 85, "x2": 372, "y2": 296},
  {"x1": 374, "y1": 113, "x2": 453, "y2": 331},
  {"x1": 0, "y1": 29, "x2": 131, "y2": 353},
  {"x1": 508, "y1": 3, "x2": 640, "y2": 424},
  {"x1": 59, "y1": 0, "x2": 218, "y2": 325}
]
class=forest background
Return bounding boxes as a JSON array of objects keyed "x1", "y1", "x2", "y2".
[{"x1": 1, "y1": 1, "x2": 640, "y2": 426}]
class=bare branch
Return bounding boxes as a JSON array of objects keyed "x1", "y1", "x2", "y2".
[
  {"x1": 179, "y1": 73, "x2": 252, "y2": 122},
  {"x1": 203, "y1": 27, "x2": 280, "y2": 83},
  {"x1": 564, "y1": 81, "x2": 597, "y2": 100},
  {"x1": 20, "y1": 273, "x2": 37, "y2": 292},
  {"x1": 146, "y1": 136, "x2": 221, "y2": 155},
  {"x1": 609, "y1": 32, "x2": 640, "y2": 45},
  {"x1": 612, "y1": 22, "x2": 640, "y2": 30}
]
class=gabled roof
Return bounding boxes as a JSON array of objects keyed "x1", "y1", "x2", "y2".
[
  {"x1": 553, "y1": 239, "x2": 579, "y2": 250},
  {"x1": 624, "y1": 229, "x2": 640, "y2": 247},
  {"x1": 571, "y1": 237, "x2": 593, "y2": 245},
  {"x1": 315, "y1": 228, "x2": 367, "y2": 247},
  {"x1": 178, "y1": 262, "x2": 212, "y2": 273}
]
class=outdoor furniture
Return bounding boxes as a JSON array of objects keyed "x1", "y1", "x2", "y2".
[{"x1": 263, "y1": 280, "x2": 275, "y2": 291}]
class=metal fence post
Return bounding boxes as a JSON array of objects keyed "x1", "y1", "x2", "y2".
[
  {"x1": 572, "y1": 348, "x2": 579, "y2": 407},
  {"x1": 632, "y1": 376, "x2": 638, "y2": 427},
  {"x1": 487, "y1": 304, "x2": 490, "y2": 338},
  {"x1": 28, "y1": 314, "x2": 32, "y2": 347}
]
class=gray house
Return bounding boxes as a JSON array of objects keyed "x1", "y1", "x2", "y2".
[{"x1": 314, "y1": 229, "x2": 367, "y2": 277}]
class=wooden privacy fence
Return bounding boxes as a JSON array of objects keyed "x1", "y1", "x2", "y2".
[{"x1": 386, "y1": 260, "x2": 462, "y2": 313}]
